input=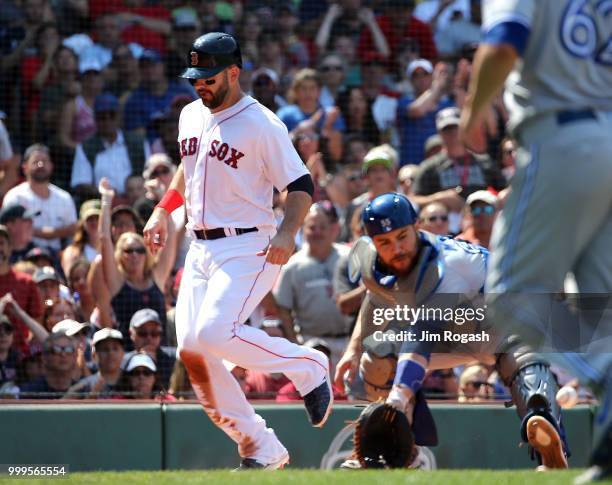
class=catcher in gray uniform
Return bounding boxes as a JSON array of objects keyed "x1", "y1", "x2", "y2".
[
  {"x1": 335, "y1": 192, "x2": 569, "y2": 470},
  {"x1": 460, "y1": 1, "x2": 612, "y2": 481}
]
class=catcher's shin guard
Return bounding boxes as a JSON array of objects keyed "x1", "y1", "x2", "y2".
[{"x1": 497, "y1": 350, "x2": 569, "y2": 468}]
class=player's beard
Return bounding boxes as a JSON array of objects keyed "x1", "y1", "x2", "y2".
[{"x1": 200, "y1": 73, "x2": 229, "y2": 110}]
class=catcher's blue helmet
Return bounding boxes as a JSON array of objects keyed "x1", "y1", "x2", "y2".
[{"x1": 362, "y1": 192, "x2": 417, "y2": 237}]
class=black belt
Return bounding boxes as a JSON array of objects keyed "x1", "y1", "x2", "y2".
[
  {"x1": 194, "y1": 227, "x2": 258, "y2": 240},
  {"x1": 557, "y1": 109, "x2": 596, "y2": 125}
]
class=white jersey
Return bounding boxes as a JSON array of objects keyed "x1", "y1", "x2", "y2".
[
  {"x1": 483, "y1": 0, "x2": 612, "y2": 132},
  {"x1": 3, "y1": 182, "x2": 77, "y2": 251},
  {"x1": 178, "y1": 95, "x2": 309, "y2": 231}
]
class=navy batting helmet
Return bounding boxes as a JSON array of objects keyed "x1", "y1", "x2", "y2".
[
  {"x1": 181, "y1": 32, "x2": 242, "y2": 80},
  {"x1": 362, "y1": 192, "x2": 417, "y2": 237}
]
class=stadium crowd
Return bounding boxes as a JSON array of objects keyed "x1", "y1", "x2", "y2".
[{"x1": 0, "y1": 0, "x2": 574, "y2": 401}]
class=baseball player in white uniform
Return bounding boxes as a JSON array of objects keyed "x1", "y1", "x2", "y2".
[
  {"x1": 143, "y1": 32, "x2": 333, "y2": 470},
  {"x1": 459, "y1": 1, "x2": 612, "y2": 481}
]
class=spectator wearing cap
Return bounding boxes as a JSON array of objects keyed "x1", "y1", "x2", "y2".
[
  {"x1": 24, "y1": 247, "x2": 55, "y2": 269},
  {"x1": 417, "y1": 201, "x2": 450, "y2": 235},
  {"x1": 123, "y1": 48, "x2": 194, "y2": 141},
  {"x1": 397, "y1": 59, "x2": 454, "y2": 166},
  {"x1": 165, "y1": 10, "x2": 200, "y2": 80},
  {"x1": 120, "y1": 351, "x2": 173, "y2": 400},
  {"x1": 456, "y1": 190, "x2": 498, "y2": 248},
  {"x1": 0, "y1": 315, "x2": 20, "y2": 393},
  {"x1": 273, "y1": 205, "x2": 351, "y2": 366},
  {"x1": 358, "y1": 0, "x2": 437, "y2": 64},
  {"x1": 250, "y1": 68, "x2": 286, "y2": 114},
  {"x1": 71, "y1": 92, "x2": 150, "y2": 200},
  {"x1": 278, "y1": 69, "x2": 346, "y2": 163},
  {"x1": 52, "y1": 318, "x2": 92, "y2": 381},
  {"x1": 57, "y1": 58, "x2": 104, "y2": 155},
  {"x1": 342, "y1": 145, "x2": 398, "y2": 242},
  {"x1": 0, "y1": 203, "x2": 37, "y2": 264},
  {"x1": 124, "y1": 308, "x2": 175, "y2": 388},
  {"x1": 0, "y1": 226, "x2": 43, "y2": 355},
  {"x1": 315, "y1": 1, "x2": 390, "y2": 60},
  {"x1": 79, "y1": 14, "x2": 143, "y2": 71},
  {"x1": 61, "y1": 200, "x2": 101, "y2": 276},
  {"x1": 412, "y1": 107, "x2": 506, "y2": 233},
  {"x1": 3, "y1": 144, "x2": 77, "y2": 253},
  {"x1": 134, "y1": 153, "x2": 178, "y2": 222},
  {"x1": 65, "y1": 328, "x2": 124, "y2": 398},
  {"x1": 33, "y1": 266, "x2": 62, "y2": 303},
  {"x1": 18, "y1": 331, "x2": 77, "y2": 399}
]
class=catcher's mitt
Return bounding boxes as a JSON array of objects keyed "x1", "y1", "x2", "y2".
[{"x1": 353, "y1": 402, "x2": 415, "y2": 468}]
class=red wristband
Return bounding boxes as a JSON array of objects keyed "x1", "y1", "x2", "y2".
[{"x1": 157, "y1": 189, "x2": 184, "y2": 214}]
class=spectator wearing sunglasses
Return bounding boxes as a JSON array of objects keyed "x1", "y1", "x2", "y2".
[
  {"x1": 123, "y1": 308, "x2": 175, "y2": 389},
  {"x1": 120, "y1": 351, "x2": 174, "y2": 400},
  {"x1": 456, "y1": 190, "x2": 498, "y2": 249},
  {"x1": 98, "y1": 178, "x2": 176, "y2": 347},
  {"x1": 417, "y1": 202, "x2": 450, "y2": 236},
  {"x1": 250, "y1": 68, "x2": 286, "y2": 114},
  {"x1": 318, "y1": 53, "x2": 346, "y2": 109},
  {"x1": 458, "y1": 364, "x2": 494, "y2": 402},
  {"x1": 134, "y1": 153, "x2": 177, "y2": 222},
  {"x1": 18, "y1": 331, "x2": 77, "y2": 399}
]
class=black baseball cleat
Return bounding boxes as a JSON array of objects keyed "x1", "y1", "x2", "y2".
[
  {"x1": 304, "y1": 375, "x2": 333, "y2": 427},
  {"x1": 234, "y1": 453, "x2": 289, "y2": 471}
]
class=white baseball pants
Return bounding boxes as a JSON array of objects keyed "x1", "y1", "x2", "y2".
[{"x1": 176, "y1": 228, "x2": 329, "y2": 464}]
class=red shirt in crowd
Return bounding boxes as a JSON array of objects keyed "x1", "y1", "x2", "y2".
[
  {"x1": 0, "y1": 269, "x2": 43, "y2": 356},
  {"x1": 89, "y1": 0, "x2": 170, "y2": 53},
  {"x1": 359, "y1": 14, "x2": 438, "y2": 62}
]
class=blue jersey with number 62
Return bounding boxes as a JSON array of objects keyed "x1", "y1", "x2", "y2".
[{"x1": 482, "y1": 0, "x2": 612, "y2": 132}]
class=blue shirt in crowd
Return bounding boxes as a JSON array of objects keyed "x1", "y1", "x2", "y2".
[
  {"x1": 276, "y1": 104, "x2": 346, "y2": 133},
  {"x1": 397, "y1": 95, "x2": 454, "y2": 166},
  {"x1": 123, "y1": 82, "x2": 195, "y2": 141}
]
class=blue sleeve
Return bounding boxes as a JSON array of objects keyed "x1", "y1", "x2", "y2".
[
  {"x1": 483, "y1": 21, "x2": 530, "y2": 56},
  {"x1": 276, "y1": 106, "x2": 298, "y2": 131},
  {"x1": 397, "y1": 96, "x2": 413, "y2": 121}
]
